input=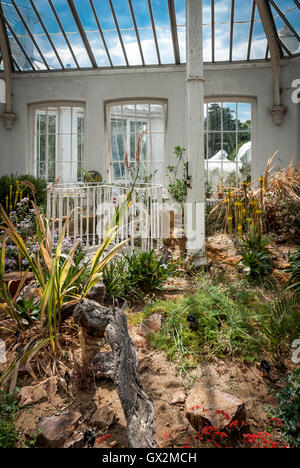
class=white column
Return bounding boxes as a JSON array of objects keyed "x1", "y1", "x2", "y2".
[{"x1": 185, "y1": 0, "x2": 205, "y2": 263}]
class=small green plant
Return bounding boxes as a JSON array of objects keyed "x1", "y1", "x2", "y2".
[
  {"x1": 260, "y1": 295, "x2": 300, "y2": 369},
  {"x1": 0, "y1": 389, "x2": 19, "y2": 448},
  {"x1": 103, "y1": 250, "x2": 177, "y2": 302},
  {"x1": 239, "y1": 249, "x2": 273, "y2": 283},
  {"x1": 145, "y1": 275, "x2": 268, "y2": 368},
  {"x1": 267, "y1": 369, "x2": 300, "y2": 448},
  {"x1": 238, "y1": 228, "x2": 273, "y2": 283},
  {"x1": 102, "y1": 255, "x2": 128, "y2": 302},
  {"x1": 167, "y1": 146, "x2": 188, "y2": 204},
  {"x1": 286, "y1": 248, "x2": 300, "y2": 293}
]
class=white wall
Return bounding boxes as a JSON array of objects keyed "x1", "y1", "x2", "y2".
[{"x1": 0, "y1": 58, "x2": 299, "y2": 180}]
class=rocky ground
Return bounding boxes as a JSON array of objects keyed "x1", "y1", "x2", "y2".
[
  {"x1": 1, "y1": 233, "x2": 298, "y2": 449},
  {"x1": 11, "y1": 329, "x2": 289, "y2": 449}
]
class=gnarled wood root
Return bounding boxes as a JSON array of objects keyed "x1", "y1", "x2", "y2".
[{"x1": 73, "y1": 299, "x2": 156, "y2": 448}]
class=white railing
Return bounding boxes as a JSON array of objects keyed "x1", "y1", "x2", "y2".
[{"x1": 46, "y1": 182, "x2": 164, "y2": 253}]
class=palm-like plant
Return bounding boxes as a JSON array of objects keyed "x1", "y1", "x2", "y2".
[
  {"x1": 0, "y1": 188, "x2": 132, "y2": 352},
  {"x1": 286, "y1": 248, "x2": 300, "y2": 293}
]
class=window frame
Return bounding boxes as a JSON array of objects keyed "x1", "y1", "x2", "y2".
[
  {"x1": 29, "y1": 100, "x2": 86, "y2": 183},
  {"x1": 105, "y1": 98, "x2": 168, "y2": 184},
  {"x1": 204, "y1": 95, "x2": 256, "y2": 187}
]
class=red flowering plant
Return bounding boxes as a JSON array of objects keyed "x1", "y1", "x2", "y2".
[{"x1": 163, "y1": 408, "x2": 289, "y2": 449}]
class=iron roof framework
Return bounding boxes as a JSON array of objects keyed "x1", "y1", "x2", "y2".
[{"x1": 0, "y1": 0, "x2": 298, "y2": 74}]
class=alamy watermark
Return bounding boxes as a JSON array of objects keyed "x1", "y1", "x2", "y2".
[
  {"x1": 0, "y1": 339, "x2": 6, "y2": 364},
  {"x1": 291, "y1": 79, "x2": 300, "y2": 104},
  {"x1": 292, "y1": 337, "x2": 300, "y2": 364}
]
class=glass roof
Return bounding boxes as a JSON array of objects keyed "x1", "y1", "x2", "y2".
[{"x1": 0, "y1": 0, "x2": 299, "y2": 72}]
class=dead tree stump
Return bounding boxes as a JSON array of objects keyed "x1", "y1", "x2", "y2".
[{"x1": 73, "y1": 299, "x2": 156, "y2": 448}]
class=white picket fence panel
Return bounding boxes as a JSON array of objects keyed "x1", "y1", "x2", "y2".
[{"x1": 46, "y1": 183, "x2": 163, "y2": 253}]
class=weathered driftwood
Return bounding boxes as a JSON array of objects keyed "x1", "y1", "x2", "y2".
[{"x1": 73, "y1": 299, "x2": 156, "y2": 448}]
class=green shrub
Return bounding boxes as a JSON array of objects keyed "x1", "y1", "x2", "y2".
[
  {"x1": 287, "y1": 248, "x2": 300, "y2": 293},
  {"x1": 0, "y1": 174, "x2": 47, "y2": 212},
  {"x1": 0, "y1": 390, "x2": 19, "y2": 448},
  {"x1": 267, "y1": 369, "x2": 300, "y2": 448},
  {"x1": 260, "y1": 295, "x2": 300, "y2": 368},
  {"x1": 239, "y1": 249, "x2": 273, "y2": 283},
  {"x1": 103, "y1": 250, "x2": 177, "y2": 302},
  {"x1": 145, "y1": 276, "x2": 269, "y2": 367},
  {"x1": 238, "y1": 228, "x2": 273, "y2": 283}
]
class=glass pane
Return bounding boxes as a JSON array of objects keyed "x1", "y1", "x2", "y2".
[
  {"x1": 223, "y1": 162, "x2": 238, "y2": 187},
  {"x1": 202, "y1": 0, "x2": 212, "y2": 62},
  {"x1": 238, "y1": 103, "x2": 252, "y2": 130},
  {"x1": 208, "y1": 103, "x2": 221, "y2": 131},
  {"x1": 52, "y1": 0, "x2": 91, "y2": 68},
  {"x1": 151, "y1": 0, "x2": 174, "y2": 64},
  {"x1": 207, "y1": 133, "x2": 221, "y2": 159},
  {"x1": 214, "y1": 0, "x2": 231, "y2": 61},
  {"x1": 251, "y1": 6, "x2": 268, "y2": 59},
  {"x1": 223, "y1": 133, "x2": 237, "y2": 161},
  {"x1": 113, "y1": 161, "x2": 125, "y2": 180},
  {"x1": 223, "y1": 103, "x2": 237, "y2": 131}
]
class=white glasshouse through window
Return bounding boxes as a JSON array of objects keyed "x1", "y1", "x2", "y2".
[
  {"x1": 107, "y1": 101, "x2": 166, "y2": 185},
  {"x1": 204, "y1": 100, "x2": 252, "y2": 190},
  {"x1": 33, "y1": 104, "x2": 85, "y2": 183}
]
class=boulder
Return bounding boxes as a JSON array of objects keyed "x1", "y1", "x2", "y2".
[
  {"x1": 35, "y1": 412, "x2": 81, "y2": 448},
  {"x1": 170, "y1": 391, "x2": 186, "y2": 405},
  {"x1": 64, "y1": 433, "x2": 86, "y2": 449},
  {"x1": 90, "y1": 406, "x2": 116, "y2": 429},
  {"x1": 185, "y1": 387, "x2": 246, "y2": 431},
  {"x1": 139, "y1": 314, "x2": 162, "y2": 337},
  {"x1": 132, "y1": 334, "x2": 149, "y2": 349},
  {"x1": 19, "y1": 377, "x2": 57, "y2": 406}
]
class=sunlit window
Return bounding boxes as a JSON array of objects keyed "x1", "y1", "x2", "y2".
[
  {"x1": 107, "y1": 101, "x2": 166, "y2": 185},
  {"x1": 33, "y1": 104, "x2": 85, "y2": 183},
  {"x1": 204, "y1": 100, "x2": 252, "y2": 189}
]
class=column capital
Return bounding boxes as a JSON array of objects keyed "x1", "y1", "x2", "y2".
[
  {"x1": 0, "y1": 112, "x2": 16, "y2": 130},
  {"x1": 269, "y1": 105, "x2": 288, "y2": 126}
]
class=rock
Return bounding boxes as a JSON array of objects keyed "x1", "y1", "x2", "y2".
[
  {"x1": 35, "y1": 412, "x2": 81, "y2": 448},
  {"x1": 91, "y1": 351, "x2": 115, "y2": 381},
  {"x1": 139, "y1": 314, "x2": 162, "y2": 337},
  {"x1": 132, "y1": 334, "x2": 148, "y2": 348},
  {"x1": 170, "y1": 391, "x2": 186, "y2": 405},
  {"x1": 86, "y1": 280, "x2": 106, "y2": 305},
  {"x1": 90, "y1": 406, "x2": 116, "y2": 429},
  {"x1": 64, "y1": 433, "x2": 86, "y2": 449},
  {"x1": 19, "y1": 377, "x2": 57, "y2": 406},
  {"x1": 185, "y1": 387, "x2": 246, "y2": 431}
]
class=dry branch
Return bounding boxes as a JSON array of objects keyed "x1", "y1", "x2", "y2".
[{"x1": 73, "y1": 299, "x2": 156, "y2": 448}]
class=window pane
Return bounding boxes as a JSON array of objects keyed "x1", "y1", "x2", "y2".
[
  {"x1": 34, "y1": 105, "x2": 85, "y2": 182},
  {"x1": 222, "y1": 103, "x2": 237, "y2": 131},
  {"x1": 109, "y1": 101, "x2": 165, "y2": 184},
  {"x1": 207, "y1": 133, "x2": 221, "y2": 159},
  {"x1": 223, "y1": 133, "x2": 237, "y2": 161},
  {"x1": 205, "y1": 100, "x2": 252, "y2": 188},
  {"x1": 207, "y1": 103, "x2": 221, "y2": 131}
]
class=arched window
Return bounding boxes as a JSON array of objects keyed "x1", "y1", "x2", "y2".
[
  {"x1": 30, "y1": 102, "x2": 85, "y2": 183},
  {"x1": 106, "y1": 99, "x2": 167, "y2": 185},
  {"x1": 204, "y1": 97, "x2": 255, "y2": 189}
]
